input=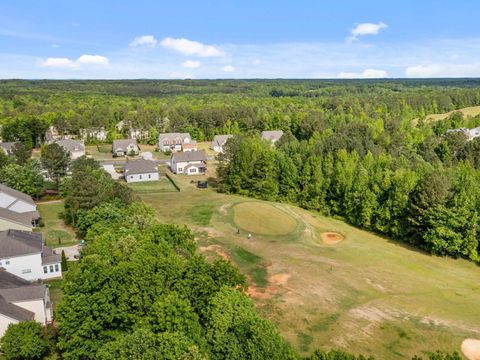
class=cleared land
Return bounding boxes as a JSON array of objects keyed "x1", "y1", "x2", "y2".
[
  {"x1": 137, "y1": 165, "x2": 480, "y2": 359},
  {"x1": 36, "y1": 201, "x2": 78, "y2": 247},
  {"x1": 414, "y1": 105, "x2": 480, "y2": 124}
]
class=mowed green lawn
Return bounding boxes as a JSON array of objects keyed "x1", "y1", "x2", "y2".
[
  {"x1": 135, "y1": 169, "x2": 480, "y2": 359},
  {"x1": 36, "y1": 201, "x2": 78, "y2": 247}
]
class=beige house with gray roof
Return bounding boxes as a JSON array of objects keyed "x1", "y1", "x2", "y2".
[
  {"x1": 123, "y1": 159, "x2": 159, "y2": 183},
  {"x1": 112, "y1": 139, "x2": 140, "y2": 157},
  {"x1": 55, "y1": 139, "x2": 85, "y2": 160},
  {"x1": 170, "y1": 150, "x2": 207, "y2": 175},
  {"x1": 0, "y1": 269, "x2": 53, "y2": 337},
  {"x1": 0, "y1": 184, "x2": 40, "y2": 231}
]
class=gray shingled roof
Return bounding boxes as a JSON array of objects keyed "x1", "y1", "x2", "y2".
[
  {"x1": 159, "y1": 133, "x2": 191, "y2": 142},
  {"x1": 0, "y1": 284, "x2": 46, "y2": 302},
  {"x1": 0, "y1": 268, "x2": 30, "y2": 288},
  {"x1": 124, "y1": 159, "x2": 158, "y2": 176},
  {"x1": 171, "y1": 150, "x2": 207, "y2": 163},
  {"x1": 0, "y1": 230, "x2": 43, "y2": 258},
  {"x1": 261, "y1": 130, "x2": 284, "y2": 142},
  {"x1": 56, "y1": 139, "x2": 85, "y2": 153},
  {"x1": 212, "y1": 135, "x2": 233, "y2": 148},
  {"x1": 41, "y1": 246, "x2": 61, "y2": 265},
  {"x1": 0, "y1": 208, "x2": 39, "y2": 228},
  {"x1": 113, "y1": 139, "x2": 138, "y2": 152},
  {"x1": 0, "y1": 295, "x2": 34, "y2": 321},
  {"x1": 0, "y1": 183, "x2": 35, "y2": 205}
]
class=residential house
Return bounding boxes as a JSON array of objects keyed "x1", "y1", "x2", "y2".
[
  {"x1": 212, "y1": 135, "x2": 233, "y2": 153},
  {"x1": 0, "y1": 230, "x2": 61, "y2": 281},
  {"x1": 128, "y1": 128, "x2": 149, "y2": 140},
  {"x1": 112, "y1": 139, "x2": 140, "y2": 157},
  {"x1": 80, "y1": 128, "x2": 107, "y2": 142},
  {"x1": 170, "y1": 150, "x2": 207, "y2": 175},
  {"x1": 182, "y1": 141, "x2": 198, "y2": 152},
  {"x1": 0, "y1": 184, "x2": 40, "y2": 231},
  {"x1": 158, "y1": 133, "x2": 192, "y2": 152},
  {"x1": 261, "y1": 130, "x2": 284, "y2": 144},
  {"x1": 123, "y1": 159, "x2": 159, "y2": 183},
  {"x1": 45, "y1": 126, "x2": 74, "y2": 144},
  {"x1": 0, "y1": 269, "x2": 53, "y2": 337},
  {"x1": 447, "y1": 126, "x2": 480, "y2": 141},
  {"x1": 0, "y1": 142, "x2": 17, "y2": 156},
  {"x1": 55, "y1": 139, "x2": 86, "y2": 160}
]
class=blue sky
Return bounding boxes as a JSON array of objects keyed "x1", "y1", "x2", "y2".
[{"x1": 1, "y1": 0, "x2": 480, "y2": 79}]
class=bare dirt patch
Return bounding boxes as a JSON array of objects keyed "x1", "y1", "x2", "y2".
[
  {"x1": 321, "y1": 232, "x2": 345, "y2": 245},
  {"x1": 461, "y1": 339, "x2": 480, "y2": 360},
  {"x1": 198, "y1": 245, "x2": 230, "y2": 261}
]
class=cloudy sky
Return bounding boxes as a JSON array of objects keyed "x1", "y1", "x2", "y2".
[{"x1": 1, "y1": 0, "x2": 480, "y2": 79}]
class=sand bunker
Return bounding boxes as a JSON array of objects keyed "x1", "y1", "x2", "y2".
[
  {"x1": 462, "y1": 339, "x2": 480, "y2": 360},
  {"x1": 321, "y1": 232, "x2": 344, "y2": 245}
]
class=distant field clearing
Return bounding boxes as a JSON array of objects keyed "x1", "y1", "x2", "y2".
[
  {"x1": 233, "y1": 202, "x2": 297, "y2": 235},
  {"x1": 414, "y1": 105, "x2": 480, "y2": 124}
]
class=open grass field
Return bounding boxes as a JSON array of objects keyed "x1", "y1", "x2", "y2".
[
  {"x1": 36, "y1": 201, "x2": 79, "y2": 248},
  {"x1": 134, "y1": 166, "x2": 480, "y2": 359},
  {"x1": 414, "y1": 105, "x2": 480, "y2": 124},
  {"x1": 127, "y1": 177, "x2": 178, "y2": 193}
]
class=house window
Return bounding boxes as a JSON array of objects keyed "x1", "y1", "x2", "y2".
[
  {"x1": 55, "y1": 264, "x2": 59, "y2": 272},
  {"x1": 148, "y1": 174, "x2": 151, "y2": 179},
  {"x1": 43, "y1": 266, "x2": 48, "y2": 274},
  {"x1": 178, "y1": 168, "x2": 183, "y2": 172},
  {"x1": 139, "y1": 175, "x2": 142, "y2": 180},
  {"x1": 22, "y1": 269, "x2": 31, "y2": 274},
  {"x1": 190, "y1": 168, "x2": 197, "y2": 173},
  {"x1": 5, "y1": 260, "x2": 9, "y2": 265},
  {"x1": 0, "y1": 262, "x2": 2, "y2": 266},
  {"x1": 49, "y1": 265, "x2": 54, "y2": 272},
  {"x1": 130, "y1": 175, "x2": 133, "y2": 179}
]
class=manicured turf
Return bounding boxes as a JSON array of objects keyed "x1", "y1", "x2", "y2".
[
  {"x1": 133, "y1": 163, "x2": 480, "y2": 359},
  {"x1": 233, "y1": 202, "x2": 298, "y2": 235},
  {"x1": 127, "y1": 178, "x2": 178, "y2": 193},
  {"x1": 37, "y1": 201, "x2": 78, "y2": 248}
]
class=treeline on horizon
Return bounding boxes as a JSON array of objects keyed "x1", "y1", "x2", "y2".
[{"x1": 1, "y1": 79, "x2": 480, "y2": 146}]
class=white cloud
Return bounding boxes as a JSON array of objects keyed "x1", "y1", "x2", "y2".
[
  {"x1": 77, "y1": 54, "x2": 109, "y2": 65},
  {"x1": 51, "y1": 43, "x2": 59, "y2": 48},
  {"x1": 42, "y1": 58, "x2": 75, "y2": 68},
  {"x1": 182, "y1": 60, "x2": 201, "y2": 68},
  {"x1": 338, "y1": 68, "x2": 389, "y2": 79},
  {"x1": 221, "y1": 65, "x2": 235, "y2": 73},
  {"x1": 160, "y1": 37, "x2": 225, "y2": 57},
  {"x1": 405, "y1": 63, "x2": 480, "y2": 77},
  {"x1": 41, "y1": 54, "x2": 109, "y2": 69},
  {"x1": 129, "y1": 35, "x2": 157, "y2": 48},
  {"x1": 349, "y1": 22, "x2": 387, "y2": 41}
]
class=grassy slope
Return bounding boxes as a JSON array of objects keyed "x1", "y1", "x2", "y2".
[
  {"x1": 414, "y1": 105, "x2": 480, "y2": 124},
  {"x1": 138, "y1": 166, "x2": 480, "y2": 359},
  {"x1": 36, "y1": 201, "x2": 78, "y2": 247}
]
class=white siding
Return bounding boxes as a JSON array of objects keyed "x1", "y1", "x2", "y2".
[
  {"x1": 0, "y1": 313, "x2": 19, "y2": 338},
  {"x1": 0, "y1": 254, "x2": 61, "y2": 281},
  {"x1": 126, "y1": 172, "x2": 159, "y2": 183},
  {"x1": 8, "y1": 200, "x2": 36, "y2": 213}
]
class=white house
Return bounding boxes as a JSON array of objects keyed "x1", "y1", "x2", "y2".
[
  {"x1": 45, "y1": 126, "x2": 74, "y2": 144},
  {"x1": 212, "y1": 135, "x2": 233, "y2": 153},
  {"x1": 261, "y1": 130, "x2": 284, "y2": 144},
  {"x1": 112, "y1": 139, "x2": 140, "y2": 157},
  {"x1": 55, "y1": 139, "x2": 86, "y2": 160},
  {"x1": 170, "y1": 150, "x2": 207, "y2": 175},
  {"x1": 0, "y1": 230, "x2": 61, "y2": 281},
  {"x1": 123, "y1": 159, "x2": 159, "y2": 183},
  {"x1": 0, "y1": 269, "x2": 53, "y2": 337},
  {"x1": 182, "y1": 141, "x2": 198, "y2": 152},
  {"x1": 80, "y1": 128, "x2": 107, "y2": 142},
  {"x1": 0, "y1": 184, "x2": 40, "y2": 231},
  {"x1": 447, "y1": 126, "x2": 480, "y2": 141},
  {"x1": 158, "y1": 133, "x2": 192, "y2": 152}
]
